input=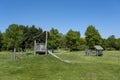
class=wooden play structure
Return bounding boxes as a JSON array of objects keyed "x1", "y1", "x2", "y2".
[
  {"x1": 85, "y1": 45, "x2": 103, "y2": 56},
  {"x1": 34, "y1": 31, "x2": 48, "y2": 55},
  {"x1": 33, "y1": 31, "x2": 70, "y2": 63},
  {"x1": 94, "y1": 45, "x2": 103, "y2": 56}
]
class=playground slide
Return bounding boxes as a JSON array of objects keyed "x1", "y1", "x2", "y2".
[{"x1": 48, "y1": 50, "x2": 70, "y2": 63}]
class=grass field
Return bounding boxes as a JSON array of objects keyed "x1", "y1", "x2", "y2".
[{"x1": 0, "y1": 51, "x2": 120, "y2": 80}]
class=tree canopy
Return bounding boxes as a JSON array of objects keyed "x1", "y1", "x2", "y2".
[
  {"x1": 0, "y1": 24, "x2": 120, "y2": 51},
  {"x1": 22, "y1": 25, "x2": 43, "y2": 49},
  {"x1": 65, "y1": 29, "x2": 80, "y2": 51},
  {"x1": 48, "y1": 28, "x2": 61, "y2": 52},
  {"x1": 3, "y1": 24, "x2": 23, "y2": 50},
  {"x1": 0, "y1": 31, "x2": 3, "y2": 51},
  {"x1": 85, "y1": 25, "x2": 102, "y2": 49},
  {"x1": 106, "y1": 35, "x2": 116, "y2": 50},
  {"x1": 115, "y1": 38, "x2": 120, "y2": 50}
]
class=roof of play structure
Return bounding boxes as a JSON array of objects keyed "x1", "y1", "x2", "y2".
[
  {"x1": 34, "y1": 31, "x2": 49, "y2": 42},
  {"x1": 94, "y1": 45, "x2": 103, "y2": 50}
]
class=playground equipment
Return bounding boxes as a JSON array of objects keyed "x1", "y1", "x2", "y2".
[
  {"x1": 48, "y1": 50, "x2": 70, "y2": 63},
  {"x1": 94, "y1": 45, "x2": 103, "y2": 56},
  {"x1": 34, "y1": 31, "x2": 48, "y2": 55},
  {"x1": 34, "y1": 31, "x2": 70, "y2": 63},
  {"x1": 85, "y1": 45, "x2": 103, "y2": 56}
]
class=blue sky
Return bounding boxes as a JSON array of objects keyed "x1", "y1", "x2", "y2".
[{"x1": 0, "y1": 0, "x2": 120, "y2": 38}]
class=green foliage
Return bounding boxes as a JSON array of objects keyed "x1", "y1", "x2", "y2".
[
  {"x1": 65, "y1": 29, "x2": 80, "y2": 51},
  {"x1": 115, "y1": 38, "x2": 120, "y2": 50},
  {"x1": 22, "y1": 25, "x2": 43, "y2": 49},
  {"x1": 105, "y1": 35, "x2": 120, "y2": 50},
  {"x1": 2, "y1": 24, "x2": 43, "y2": 50},
  {"x1": 102, "y1": 37, "x2": 120, "y2": 50},
  {"x1": 1, "y1": 24, "x2": 120, "y2": 51},
  {"x1": 85, "y1": 25, "x2": 102, "y2": 49},
  {"x1": 106, "y1": 35, "x2": 116, "y2": 50},
  {"x1": 0, "y1": 31, "x2": 3, "y2": 51},
  {"x1": 79, "y1": 38, "x2": 87, "y2": 50},
  {"x1": 60, "y1": 34, "x2": 67, "y2": 48},
  {"x1": 48, "y1": 28, "x2": 61, "y2": 52},
  {"x1": 3, "y1": 24, "x2": 23, "y2": 49}
]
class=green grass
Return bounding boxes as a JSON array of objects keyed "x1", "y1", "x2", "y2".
[{"x1": 0, "y1": 51, "x2": 120, "y2": 80}]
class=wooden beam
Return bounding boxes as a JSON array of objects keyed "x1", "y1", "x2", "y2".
[
  {"x1": 12, "y1": 47, "x2": 16, "y2": 60},
  {"x1": 34, "y1": 40, "x2": 36, "y2": 56}
]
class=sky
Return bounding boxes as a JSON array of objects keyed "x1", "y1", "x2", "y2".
[{"x1": 0, "y1": 0, "x2": 120, "y2": 38}]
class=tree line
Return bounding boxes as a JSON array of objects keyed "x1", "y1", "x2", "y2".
[{"x1": 0, "y1": 24, "x2": 120, "y2": 52}]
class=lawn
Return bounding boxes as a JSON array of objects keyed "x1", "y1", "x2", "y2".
[{"x1": 0, "y1": 51, "x2": 120, "y2": 80}]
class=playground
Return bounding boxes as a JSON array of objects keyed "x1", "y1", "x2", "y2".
[
  {"x1": 0, "y1": 50, "x2": 120, "y2": 80},
  {"x1": 1, "y1": 30, "x2": 120, "y2": 80}
]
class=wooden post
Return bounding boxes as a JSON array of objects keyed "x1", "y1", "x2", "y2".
[
  {"x1": 34, "y1": 40, "x2": 36, "y2": 56},
  {"x1": 96, "y1": 50, "x2": 98, "y2": 56},
  {"x1": 45, "y1": 31, "x2": 48, "y2": 55},
  {"x1": 12, "y1": 47, "x2": 16, "y2": 60}
]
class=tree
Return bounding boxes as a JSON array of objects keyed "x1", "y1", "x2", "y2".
[
  {"x1": 48, "y1": 28, "x2": 61, "y2": 52},
  {"x1": 3, "y1": 24, "x2": 23, "y2": 60},
  {"x1": 65, "y1": 29, "x2": 80, "y2": 51},
  {"x1": 79, "y1": 38, "x2": 87, "y2": 50},
  {"x1": 85, "y1": 25, "x2": 102, "y2": 49},
  {"x1": 102, "y1": 39, "x2": 108, "y2": 50},
  {"x1": 21, "y1": 25, "x2": 43, "y2": 49},
  {"x1": 106, "y1": 35, "x2": 116, "y2": 50},
  {"x1": 116, "y1": 38, "x2": 120, "y2": 50},
  {"x1": 18, "y1": 25, "x2": 27, "y2": 50},
  {"x1": 3, "y1": 24, "x2": 23, "y2": 49},
  {"x1": 0, "y1": 31, "x2": 3, "y2": 51},
  {"x1": 60, "y1": 34, "x2": 66, "y2": 48}
]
